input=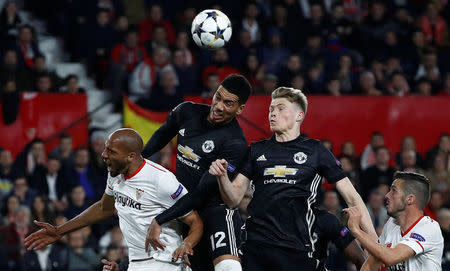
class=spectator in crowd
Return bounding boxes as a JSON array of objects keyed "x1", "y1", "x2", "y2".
[
  {"x1": 138, "y1": 68, "x2": 183, "y2": 111},
  {"x1": 0, "y1": 1, "x2": 22, "y2": 42},
  {"x1": 0, "y1": 205, "x2": 32, "y2": 269},
  {"x1": 278, "y1": 54, "x2": 302, "y2": 86},
  {"x1": 66, "y1": 148, "x2": 103, "y2": 201},
  {"x1": 360, "y1": 0, "x2": 394, "y2": 61},
  {"x1": 361, "y1": 146, "x2": 396, "y2": 200},
  {"x1": 256, "y1": 73, "x2": 278, "y2": 95},
  {"x1": 138, "y1": 4, "x2": 175, "y2": 46},
  {"x1": 1, "y1": 194, "x2": 19, "y2": 226},
  {"x1": 340, "y1": 155, "x2": 360, "y2": 191},
  {"x1": 60, "y1": 74, "x2": 86, "y2": 94},
  {"x1": 360, "y1": 131, "x2": 385, "y2": 170},
  {"x1": 59, "y1": 229, "x2": 101, "y2": 271},
  {"x1": 419, "y1": 2, "x2": 449, "y2": 47},
  {"x1": 22, "y1": 243, "x2": 61, "y2": 271},
  {"x1": 359, "y1": 70, "x2": 383, "y2": 96},
  {"x1": 438, "y1": 73, "x2": 450, "y2": 96},
  {"x1": 30, "y1": 155, "x2": 70, "y2": 212},
  {"x1": 102, "y1": 244, "x2": 124, "y2": 267},
  {"x1": 174, "y1": 31, "x2": 194, "y2": 66},
  {"x1": 49, "y1": 133, "x2": 75, "y2": 167},
  {"x1": 112, "y1": 15, "x2": 129, "y2": 44},
  {"x1": 64, "y1": 185, "x2": 90, "y2": 220},
  {"x1": 109, "y1": 28, "x2": 147, "y2": 109},
  {"x1": 262, "y1": 27, "x2": 290, "y2": 75},
  {"x1": 84, "y1": 8, "x2": 115, "y2": 86},
  {"x1": 173, "y1": 48, "x2": 198, "y2": 95},
  {"x1": 230, "y1": 29, "x2": 261, "y2": 69},
  {"x1": 0, "y1": 149, "x2": 14, "y2": 201},
  {"x1": 145, "y1": 24, "x2": 169, "y2": 55},
  {"x1": 88, "y1": 130, "x2": 108, "y2": 177},
  {"x1": 425, "y1": 133, "x2": 450, "y2": 169},
  {"x1": 328, "y1": 1, "x2": 356, "y2": 47},
  {"x1": 425, "y1": 153, "x2": 450, "y2": 200},
  {"x1": 34, "y1": 74, "x2": 54, "y2": 94},
  {"x1": 0, "y1": 49, "x2": 29, "y2": 88},
  {"x1": 242, "y1": 2, "x2": 262, "y2": 44},
  {"x1": 201, "y1": 72, "x2": 220, "y2": 98},
  {"x1": 414, "y1": 77, "x2": 433, "y2": 96},
  {"x1": 424, "y1": 190, "x2": 444, "y2": 220},
  {"x1": 416, "y1": 49, "x2": 442, "y2": 90},
  {"x1": 398, "y1": 150, "x2": 425, "y2": 174},
  {"x1": 30, "y1": 195, "x2": 56, "y2": 232},
  {"x1": 300, "y1": 32, "x2": 325, "y2": 72},
  {"x1": 339, "y1": 141, "x2": 358, "y2": 168},
  {"x1": 240, "y1": 54, "x2": 265, "y2": 90},
  {"x1": 378, "y1": 30, "x2": 403, "y2": 61},
  {"x1": 387, "y1": 71, "x2": 410, "y2": 96},
  {"x1": 11, "y1": 138, "x2": 46, "y2": 179},
  {"x1": 437, "y1": 208, "x2": 450, "y2": 270},
  {"x1": 202, "y1": 48, "x2": 238, "y2": 83},
  {"x1": 12, "y1": 24, "x2": 41, "y2": 69},
  {"x1": 304, "y1": 3, "x2": 329, "y2": 40},
  {"x1": 394, "y1": 135, "x2": 424, "y2": 169},
  {"x1": 365, "y1": 189, "x2": 389, "y2": 236},
  {"x1": 9, "y1": 176, "x2": 37, "y2": 207},
  {"x1": 290, "y1": 73, "x2": 305, "y2": 90},
  {"x1": 321, "y1": 190, "x2": 342, "y2": 218},
  {"x1": 305, "y1": 62, "x2": 326, "y2": 94},
  {"x1": 326, "y1": 76, "x2": 341, "y2": 96},
  {"x1": 29, "y1": 54, "x2": 61, "y2": 91},
  {"x1": 98, "y1": 225, "x2": 126, "y2": 256}
]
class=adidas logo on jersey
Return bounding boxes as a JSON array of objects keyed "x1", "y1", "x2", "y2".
[
  {"x1": 256, "y1": 154, "x2": 267, "y2": 161},
  {"x1": 179, "y1": 129, "x2": 185, "y2": 136}
]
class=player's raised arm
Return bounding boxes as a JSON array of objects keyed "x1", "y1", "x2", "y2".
[
  {"x1": 209, "y1": 159, "x2": 250, "y2": 208},
  {"x1": 336, "y1": 177, "x2": 378, "y2": 242},
  {"x1": 345, "y1": 206, "x2": 415, "y2": 267},
  {"x1": 24, "y1": 193, "x2": 115, "y2": 250}
]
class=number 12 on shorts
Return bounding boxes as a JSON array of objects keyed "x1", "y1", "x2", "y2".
[{"x1": 210, "y1": 231, "x2": 226, "y2": 251}]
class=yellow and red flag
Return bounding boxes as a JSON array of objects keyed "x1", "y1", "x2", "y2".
[{"x1": 123, "y1": 96, "x2": 169, "y2": 143}]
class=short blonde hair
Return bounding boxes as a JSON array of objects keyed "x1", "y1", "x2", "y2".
[{"x1": 271, "y1": 87, "x2": 308, "y2": 114}]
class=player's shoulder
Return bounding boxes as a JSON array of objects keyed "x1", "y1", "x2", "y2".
[
  {"x1": 416, "y1": 216, "x2": 444, "y2": 237},
  {"x1": 173, "y1": 101, "x2": 209, "y2": 113}
]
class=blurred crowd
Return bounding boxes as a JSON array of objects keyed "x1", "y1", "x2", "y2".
[
  {"x1": 1, "y1": 0, "x2": 450, "y2": 111},
  {"x1": 1, "y1": 0, "x2": 450, "y2": 270}
]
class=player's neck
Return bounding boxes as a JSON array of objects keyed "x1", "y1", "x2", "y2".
[
  {"x1": 275, "y1": 129, "x2": 300, "y2": 142},
  {"x1": 396, "y1": 208, "x2": 424, "y2": 233},
  {"x1": 123, "y1": 157, "x2": 144, "y2": 178}
]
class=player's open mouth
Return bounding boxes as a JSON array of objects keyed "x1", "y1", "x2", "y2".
[{"x1": 212, "y1": 110, "x2": 223, "y2": 119}]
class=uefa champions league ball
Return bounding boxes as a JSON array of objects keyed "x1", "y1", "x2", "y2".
[{"x1": 191, "y1": 9, "x2": 232, "y2": 49}]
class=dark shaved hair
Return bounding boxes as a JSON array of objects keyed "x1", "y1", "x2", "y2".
[
  {"x1": 109, "y1": 128, "x2": 143, "y2": 155},
  {"x1": 394, "y1": 171, "x2": 430, "y2": 209}
]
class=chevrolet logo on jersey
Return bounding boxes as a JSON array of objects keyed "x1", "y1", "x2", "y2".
[
  {"x1": 178, "y1": 145, "x2": 200, "y2": 162},
  {"x1": 263, "y1": 166, "x2": 298, "y2": 177}
]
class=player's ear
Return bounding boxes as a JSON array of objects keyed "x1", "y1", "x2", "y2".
[
  {"x1": 296, "y1": 111, "x2": 305, "y2": 123},
  {"x1": 235, "y1": 104, "x2": 245, "y2": 115}
]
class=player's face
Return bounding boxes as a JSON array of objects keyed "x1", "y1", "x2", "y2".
[
  {"x1": 384, "y1": 179, "x2": 406, "y2": 218},
  {"x1": 208, "y1": 86, "x2": 244, "y2": 125},
  {"x1": 269, "y1": 98, "x2": 303, "y2": 134},
  {"x1": 101, "y1": 139, "x2": 128, "y2": 177}
]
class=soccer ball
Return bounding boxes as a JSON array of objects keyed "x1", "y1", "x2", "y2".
[{"x1": 191, "y1": 9, "x2": 232, "y2": 49}]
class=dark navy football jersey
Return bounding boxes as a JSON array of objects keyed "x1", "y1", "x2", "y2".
[
  {"x1": 142, "y1": 101, "x2": 248, "y2": 207},
  {"x1": 239, "y1": 135, "x2": 346, "y2": 251},
  {"x1": 313, "y1": 208, "x2": 355, "y2": 271}
]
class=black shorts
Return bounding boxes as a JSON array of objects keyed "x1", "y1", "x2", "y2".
[
  {"x1": 203, "y1": 204, "x2": 244, "y2": 260},
  {"x1": 243, "y1": 240, "x2": 318, "y2": 271}
]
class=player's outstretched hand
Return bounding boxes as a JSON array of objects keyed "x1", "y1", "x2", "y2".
[
  {"x1": 172, "y1": 241, "x2": 194, "y2": 262},
  {"x1": 101, "y1": 259, "x2": 119, "y2": 271},
  {"x1": 23, "y1": 220, "x2": 62, "y2": 250},
  {"x1": 343, "y1": 207, "x2": 362, "y2": 233},
  {"x1": 209, "y1": 159, "x2": 228, "y2": 177},
  {"x1": 145, "y1": 219, "x2": 166, "y2": 252}
]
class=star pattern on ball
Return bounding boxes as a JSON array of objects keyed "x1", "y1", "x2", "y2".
[
  {"x1": 205, "y1": 11, "x2": 218, "y2": 20},
  {"x1": 193, "y1": 24, "x2": 205, "y2": 39},
  {"x1": 215, "y1": 26, "x2": 225, "y2": 40}
]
